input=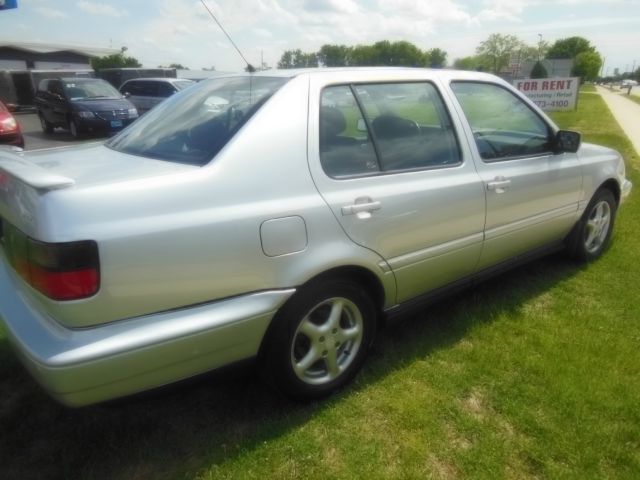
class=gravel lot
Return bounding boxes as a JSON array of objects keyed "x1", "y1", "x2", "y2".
[{"x1": 15, "y1": 112, "x2": 102, "y2": 151}]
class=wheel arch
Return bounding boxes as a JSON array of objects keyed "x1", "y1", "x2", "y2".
[
  {"x1": 257, "y1": 264, "x2": 388, "y2": 361},
  {"x1": 598, "y1": 178, "x2": 621, "y2": 205}
]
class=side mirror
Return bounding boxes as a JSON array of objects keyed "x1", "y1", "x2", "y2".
[{"x1": 554, "y1": 130, "x2": 581, "y2": 153}]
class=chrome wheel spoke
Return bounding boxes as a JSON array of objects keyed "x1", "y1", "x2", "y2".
[
  {"x1": 584, "y1": 222, "x2": 597, "y2": 248},
  {"x1": 327, "y1": 300, "x2": 344, "y2": 329},
  {"x1": 299, "y1": 318, "x2": 321, "y2": 340},
  {"x1": 337, "y1": 325, "x2": 361, "y2": 343},
  {"x1": 325, "y1": 348, "x2": 340, "y2": 379},
  {"x1": 294, "y1": 346, "x2": 321, "y2": 376}
]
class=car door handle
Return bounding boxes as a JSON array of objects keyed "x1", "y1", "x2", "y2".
[
  {"x1": 486, "y1": 177, "x2": 511, "y2": 191},
  {"x1": 341, "y1": 199, "x2": 381, "y2": 216}
]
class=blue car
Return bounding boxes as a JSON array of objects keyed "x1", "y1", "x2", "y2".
[{"x1": 35, "y1": 77, "x2": 138, "y2": 138}]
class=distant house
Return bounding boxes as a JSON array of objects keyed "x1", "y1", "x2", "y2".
[
  {"x1": 0, "y1": 41, "x2": 118, "y2": 71},
  {"x1": 0, "y1": 42, "x2": 118, "y2": 108}
]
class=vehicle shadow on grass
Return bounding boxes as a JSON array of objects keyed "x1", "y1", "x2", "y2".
[{"x1": 0, "y1": 254, "x2": 585, "y2": 480}]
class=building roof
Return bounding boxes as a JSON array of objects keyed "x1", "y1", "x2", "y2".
[{"x1": 0, "y1": 41, "x2": 120, "y2": 58}]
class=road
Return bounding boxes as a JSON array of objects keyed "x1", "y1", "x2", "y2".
[{"x1": 14, "y1": 112, "x2": 101, "y2": 151}]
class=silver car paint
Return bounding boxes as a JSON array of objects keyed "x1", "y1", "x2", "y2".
[{"x1": 0, "y1": 68, "x2": 632, "y2": 406}]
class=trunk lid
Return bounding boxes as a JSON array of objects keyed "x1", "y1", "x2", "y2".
[{"x1": 0, "y1": 143, "x2": 196, "y2": 236}]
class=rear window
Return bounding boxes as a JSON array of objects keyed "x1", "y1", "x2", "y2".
[{"x1": 106, "y1": 76, "x2": 289, "y2": 166}]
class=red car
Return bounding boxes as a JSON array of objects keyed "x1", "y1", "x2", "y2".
[{"x1": 0, "y1": 101, "x2": 24, "y2": 148}]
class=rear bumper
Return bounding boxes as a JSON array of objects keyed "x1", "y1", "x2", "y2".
[{"x1": 0, "y1": 256, "x2": 294, "y2": 407}]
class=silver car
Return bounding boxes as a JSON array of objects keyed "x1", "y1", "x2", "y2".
[
  {"x1": 0, "y1": 68, "x2": 632, "y2": 406},
  {"x1": 119, "y1": 77, "x2": 195, "y2": 114}
]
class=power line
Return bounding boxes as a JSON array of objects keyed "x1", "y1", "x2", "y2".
[{"x1": 199, "y1": 0, "x2": 255, "y2": 72}]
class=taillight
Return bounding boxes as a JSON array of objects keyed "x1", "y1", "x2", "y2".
[
  {"x1": 0, "y1": 113, "x2": 18, "y2": 133},
  {"x1": 2, "y1": 221, "x2": 99, "y2": 300}
]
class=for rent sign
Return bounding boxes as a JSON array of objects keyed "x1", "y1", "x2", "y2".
[{"x1": 513, "y1": 77, "x2": 579, "y2": 111}]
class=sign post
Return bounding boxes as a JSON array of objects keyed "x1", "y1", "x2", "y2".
[{"x1": 513, "y1": 77, "x2": 580, "y2": 111}]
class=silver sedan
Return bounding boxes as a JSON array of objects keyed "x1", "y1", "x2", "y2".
[{"x1": 0, "y1": 68, "x2": 632, "y2": 406}]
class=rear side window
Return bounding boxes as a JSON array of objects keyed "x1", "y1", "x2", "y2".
[
  {"x1": 320, "y1": 82, "x2": 460, "y2": 178},
  {"x1": 451, "y1": 82, "x2": 552, "y2": 161},
  {"x1": 107, "y1": 76, "x2": 289, "y2": 165},
  {"x1": 157, "y1": 82, "x2": 176, "y2": 97}
]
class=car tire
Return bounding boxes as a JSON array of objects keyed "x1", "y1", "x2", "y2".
[
  {"x1": 567, "y1": 188, "x2": 617, "y2": 261},
  {"x1": 68, "y1": 119, "x2": 81, "y2": 139},
  {"x1": 262, "y1": 278, "x2": 377, "y2": 400},
  {"x1": 39, "y1": 113, "x2": 53, "y2": 134}
]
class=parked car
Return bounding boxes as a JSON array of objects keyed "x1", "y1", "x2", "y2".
[
  {"x1": 34, "y1": 77, "x2": 138, "y2": 138},
  {"x1": 0, "y1": 100, "x2": 24, "y2": 148},
  {"x1": 0, "y1": 102, "x2": 24, "y2": 148},
  {"x1": 0, "y1": 68, "x2": 632, "y2": 407},
  {"x1": 119, "y1": 77, "x2": 195, "y2": 114}
]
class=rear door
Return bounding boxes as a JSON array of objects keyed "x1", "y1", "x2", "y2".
[
  {"x1": 308, "y1": 76, "x2": 486, "y2": 303},
  {"x1": 448, "y1": 81, "x2": 582, "y2": 269}
]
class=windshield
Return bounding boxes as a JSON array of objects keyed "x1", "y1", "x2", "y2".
[
  {"x1": 106, "y1": 76, "x2": 289, "y2": 165},
  {"x1": 63, "y1": 80, "x2": 121, "y2": 100}
]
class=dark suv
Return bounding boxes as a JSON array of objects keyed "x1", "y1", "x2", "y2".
[{"x1": 35, "y1": 78, "x2": 139, "y2": 138}]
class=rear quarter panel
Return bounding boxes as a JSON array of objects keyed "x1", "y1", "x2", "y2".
[{"x1": 20, "y1": 75, "x2": 393, "y2": 328}]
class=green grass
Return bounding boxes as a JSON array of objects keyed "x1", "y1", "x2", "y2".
[
  {"x1": 1, "y1": 92, "x2": 639, "y2": 479},
  {"x1": 580, "y1": 84, "x2": 597, "y2": 93}
]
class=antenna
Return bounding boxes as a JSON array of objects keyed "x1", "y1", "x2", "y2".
[{"x1": 199, "y1": 0, "x2": 255, "y2": 72}]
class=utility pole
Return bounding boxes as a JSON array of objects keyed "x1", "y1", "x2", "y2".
[{"x1": 537, "y1": 33, "x2": 542, "y2": 61}]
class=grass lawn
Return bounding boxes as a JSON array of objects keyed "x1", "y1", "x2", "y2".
[{"x1": 1, "y1": 91, "x2": 639, "y2": 479}]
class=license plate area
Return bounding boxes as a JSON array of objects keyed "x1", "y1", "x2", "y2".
[{"x1": 110, "y1": 120, "x2": 123, "y2": 128}]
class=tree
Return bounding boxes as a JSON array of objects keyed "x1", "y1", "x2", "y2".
[
  {"x1": 277, "y1": 49, "x2": 318, "y2": 69},
  {"x1": 530, "y1": 61, "x2": 548, "y2": 79},
  {"x1": 91, "y1": 53, "x2": 142, "y2": 70},
  {"x1": 453, "y1": 55, "x2": 487, "y2": 71},
  {"x1": 475, "y1": 33, "x2": 526, "y2": 74},
  {"x1": 349, "y1": 44, "x2": 378, "y2": 66},
  {"x1": 318, "y1": 44, "x2": 351, "y2": 67},
  {"x1": 427, "y1": 48, "x2": 447, "y2": 68},
  {"x1": 572, "y1": 51, "x2": 602, "y2": 81},
  {"x1": 546, "y1": 36, "x2": 594, "y2": 59}
]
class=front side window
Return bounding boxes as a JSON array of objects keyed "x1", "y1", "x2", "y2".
[
  {"x1": 451, "y1": 82, "x2": 552, "y2": 161},
  {"x1": 319, "y1": 82, "x2": 460, "y2": 178},
  {"x1": 107, "y1": 76, "x2": 289, "y2": 165}
]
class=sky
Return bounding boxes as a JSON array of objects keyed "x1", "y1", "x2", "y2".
[{"x1": 1, "y1": 0, "x2": 639, "y2": 75}]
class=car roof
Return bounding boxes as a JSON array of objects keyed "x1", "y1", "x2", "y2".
[
  {"x1": 121, "y1": 78, "x2": 194, "y2": 84},
  {"x1": 56, "y1": 77, "x2": 107, "y2": 82},
  {"x1": 204, "y1": 67, "x2": 501, "y2": 84}
]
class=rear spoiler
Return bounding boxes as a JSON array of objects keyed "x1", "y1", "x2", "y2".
[{"x1": 0, "y1": 149, "x2": 74, "y2": 190}]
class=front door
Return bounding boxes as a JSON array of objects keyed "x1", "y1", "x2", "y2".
[
  {"x1": 308, "y1": 78, "x2": 486, "y2": 304},
  {"x1": 449, "y1": 81, "x2": 582, "y2": 269}
]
